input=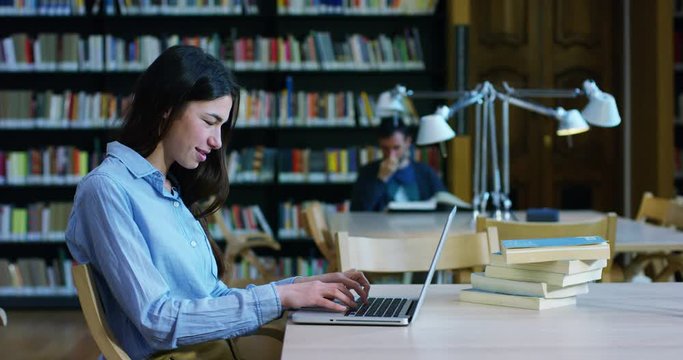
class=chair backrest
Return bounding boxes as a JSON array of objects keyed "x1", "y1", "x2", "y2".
[
  {"x1": 336, "y1": 231, "x2": 491, "y2": 273},
  {"x1": 636, "y1": 192, "x2": 673, "y2": 225},
  {"x1": 72, "y1": 264, "x2": 131, "y2": 360},
  {"x1": 0, "y1": 307, "x2": 6, "y2": 326},
  {"x1": 476, "y1": 213, "x2": 617, "y2": 273},
  {"x1": 302, "y1": 203, "x2": 338, "y2": 272},
  {"x1": 665, "y1": 200, "x2": 683, "y2": 230}
]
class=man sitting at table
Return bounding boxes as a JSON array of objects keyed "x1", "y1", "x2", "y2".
[{"x1": 351, "y1": 117, "x2": 445, "y2": 211}]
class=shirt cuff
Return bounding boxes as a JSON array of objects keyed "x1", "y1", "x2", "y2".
[
  {"x1": 250, "y1": 283, "x2": 282, "y2": 325},
  {"x1": 273, "y1": 276, "x2": 299, "y2": 286}
]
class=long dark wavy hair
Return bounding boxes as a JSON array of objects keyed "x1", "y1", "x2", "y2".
[{"x1": 119, "y1": 45, "x2": 239, "y2": 278}]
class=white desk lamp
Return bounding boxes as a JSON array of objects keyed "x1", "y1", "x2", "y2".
[
  {"x1": 377, "y1": 80, "x2": 620, "y2": 219},
  {"x1": 581, "y1": 80, "x2": 621, "y2": 127}
]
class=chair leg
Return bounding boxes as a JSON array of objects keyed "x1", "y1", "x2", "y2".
[{"x1": 654, "y1": 257, "x2": 683, "y2": 282}]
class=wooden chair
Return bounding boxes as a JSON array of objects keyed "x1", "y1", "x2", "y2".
[
  {"x1": 73, "y1": 263, "x2": 285, "y2": 360},
  {"x1": 72, "y1": 264, "x2": 131, "y2": 360},
  {"x1": 302, "y1": 202, "x2": 339, "y2": 272},
  {"x1": 0, "y1": 307, "x2": 6, "y2": 326},
  {"x1": 666, "y1": 199, "x2": 683, "y2": 230},
  {"x1": 475, "y1": 213, "x2": 618, "y2": 281},
  {"x1": 651, "y1": 201, "x2": 683, "y2": 281},
  {"x1": 210, "y1": 210, "x2": 281, "y2": 288},
  {"x1": 631, "y1": 193, "x2": 683, "y2": 281},
  {"x1": 635, "y1": 192, "x2": 673, "y2": 225},
  {"x1": 336, "y1": 231, "x2": 492, "y2": 278}
]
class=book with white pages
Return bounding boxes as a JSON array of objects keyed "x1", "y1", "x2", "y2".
[
  {"x1": 501, "y1": 242, "x2": 610, "y2": 264},
  {"x1": 388, "y1": 191, "x2": 471, "y2": 211},
  {"x1": 489, "y1": 253, "x2": 607, "y2": 275},
  {"x1": 470, "y1": 272, "x2": 589, "y2": 299},
  {"x1": 484, "y1": 265, "x2": 603, "y2": 287},
  {"x1": 459, "y1": 288, "x2": 577, "y2": 310}
]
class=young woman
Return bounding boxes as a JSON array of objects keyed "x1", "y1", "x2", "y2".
[{"x1": 66, "y1": 45, "x2": 370, "y2": 359}]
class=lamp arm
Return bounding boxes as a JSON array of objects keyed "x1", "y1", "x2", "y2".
[
  {"x1": 409, "y1": 90, "x2": 471, "y2": 99},
  {"x1": 497, "y1": 93, "x2": 558, "y2": 118},
  {"x1": 446, "y1": 92, "x2": 485, "y2": 118},
  {"x1": 502, "y1": 82, "x2": 581, "y2": 98}
]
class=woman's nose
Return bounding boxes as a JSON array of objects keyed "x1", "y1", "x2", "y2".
[{"x1": 208, "y1": 130, "x2": 222, "y2": 149}]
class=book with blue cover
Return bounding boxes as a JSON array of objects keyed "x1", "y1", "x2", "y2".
[
  {"x1": 502, "y1": 236, "x2": 606, "y2": 249},
  {"x1": 499, "y1": 236, "x2": 610, "y2": 264}
]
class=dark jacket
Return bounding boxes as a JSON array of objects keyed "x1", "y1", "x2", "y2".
[{"x1": 350, "y1": 160, "x2": 445, "y2": 211}]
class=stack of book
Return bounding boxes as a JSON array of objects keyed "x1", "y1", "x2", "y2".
[{"x1": 459, "y1": 236, "x2": 610, "y2": 310}]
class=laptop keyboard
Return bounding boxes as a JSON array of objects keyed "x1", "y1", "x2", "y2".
[{"x1": 346, "y1": 297, "x2": 408, "y2": 318}]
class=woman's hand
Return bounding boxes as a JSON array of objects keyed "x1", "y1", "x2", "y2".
[
  {"x1": 295, "y1": 269, "x2": 371, "y2": 304},
  {"x1": 276, "y1": 280, "x2": 357, "y2": 312}
]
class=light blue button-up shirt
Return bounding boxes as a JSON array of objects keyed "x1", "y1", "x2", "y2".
[{"x1": 66, "y1": 141, "x2": 294, "y2": 360}]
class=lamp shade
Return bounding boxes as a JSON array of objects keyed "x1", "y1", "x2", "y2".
[
  {"x1": 376, "y1": 91, "x2": 405, "y2": 117},
  {"x1": 581, "y1": 80, "x2": 621, "y2": 127},
  {"x1": 556, "y1": 108, "x2": 589, "y2": 136},
  {"x1": 416, "y1": 112, "x2": 456, "y2": 145}
]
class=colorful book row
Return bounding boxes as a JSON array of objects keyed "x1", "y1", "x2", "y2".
[
  {"x1": 0, "y1": 254, "x2": 74, "y2": 291},
  {"x1": 0, "y1": 202, "x2": 73, "y2": 242},
  {"x1": 0, "y1": 145, "x2": 442, "y2": 185},
  {"x1": 209, "y1": 204, "x2": 274, "y2": 238},
  {"x1": 0, "y1": 147, "x2": 101, "y2": 186},
  {"x1": 0, "y1": 0, "x2": 85, "y2": 15},
  {"x1": 278, "y1": 200, "x2": 349, "y2": 239},
  {"x1": 0, "y1": 30, "x2": 424, "y2": 72},
  {"x1": 0, "y1": 90, "x2": 128, "y2": 129},
  {"x1": 232, "y1": 28, "x2": 424, "y2": 71},
  {"x1": 0, "y1": 88, "x2": 417, "y2": 129},
  {"x1": 277, "y1": 0, "x2": 438, "y2": 15},
  {"x1": 229, "y1": 256, "x2": 328, "y2": 281}
]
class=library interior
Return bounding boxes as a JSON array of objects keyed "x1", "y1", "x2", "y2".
[{"x1": 0, "y1": 0, "x2": 682, "y2": 359}]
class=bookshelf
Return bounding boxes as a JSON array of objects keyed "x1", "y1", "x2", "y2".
[{"x1": 0, "y1": 0, "x2": 447, "y2": 307}]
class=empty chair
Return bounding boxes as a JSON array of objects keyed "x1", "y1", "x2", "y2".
[
  {"x1": 72, "y1": 264, "x2": 131, "y2": 360},
  {"x1": 336, "y1": 231, "x2": 492, "y2": 277},
  {"x1": 636, "y1": 192, "x2": 674, "y2": 225},
  {"x1": 653, "y1": 201, "x2": 683, "y2": 281},
  {"x1": 631, "y1": 193, "x2": 683, "y2": 281},
  {"x1": 665, "y1": 200, "x2": 683, "y2": 230},
  {"x1": 302, "y1": 202, "x2": 339, "y2": 272},
  {"x1": 476, "y1": 213, "x2": 617, "y2": 280}
]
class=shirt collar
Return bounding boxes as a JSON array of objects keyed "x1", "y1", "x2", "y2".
[{"x1": 106, "y1": 141, "x2": 161, "y2": 179}]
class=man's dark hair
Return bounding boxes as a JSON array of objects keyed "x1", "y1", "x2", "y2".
[{"x1": 377, "y1": 116, "x2": 410, "y2": 139}]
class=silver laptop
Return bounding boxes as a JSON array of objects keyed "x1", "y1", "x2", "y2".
[{"x1": 290, "y1": 206, "x2": 457, "y2": 326}]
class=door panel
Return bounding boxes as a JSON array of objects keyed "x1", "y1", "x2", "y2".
[{"x1": 469, "y1": 0, "x2": 620, "y2": 211}]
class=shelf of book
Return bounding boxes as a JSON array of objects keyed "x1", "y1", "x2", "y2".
[{"x1": 0, "y1": 0, "x2": 448, "y2": 307}]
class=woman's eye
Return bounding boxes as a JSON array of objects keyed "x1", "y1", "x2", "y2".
[{"x1": 203, "y1": 119, "x2": 214, "y2": 126}]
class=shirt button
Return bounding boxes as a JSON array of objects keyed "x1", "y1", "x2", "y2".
[
  {"x1": 173, "y1": 202, "x2": 180, "y2": 208},
  {"x1": 190, "y1": 241, "x2": 197, "y2": 247}
]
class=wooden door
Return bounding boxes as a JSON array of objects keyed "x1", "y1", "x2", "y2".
[{"x1": 468, "y1": 0, "x2": 621, "y2": 211}]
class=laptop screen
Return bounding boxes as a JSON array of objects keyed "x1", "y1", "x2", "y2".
[{"x1": 410, "y1": 206, "x2": 457, "y2": 321}]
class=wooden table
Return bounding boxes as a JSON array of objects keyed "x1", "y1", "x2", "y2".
[
  {"x1": 282, "y1": 284, "x2": 683, "y2": 359},
  {"x1": 329, "y1": 211, "x2": 683, "y2": 253}
]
